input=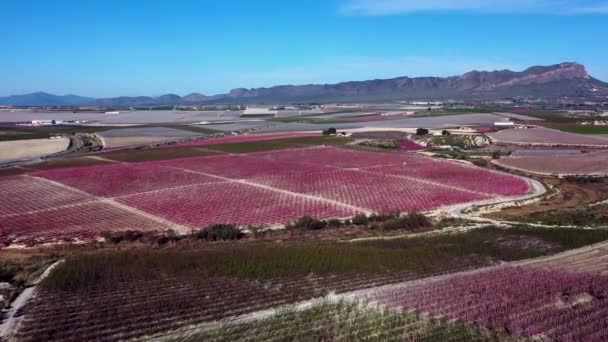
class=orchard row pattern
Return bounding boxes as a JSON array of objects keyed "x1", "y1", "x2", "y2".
[
  {"x1": 1, "y1": 146, "x2": 530, "y2": 245},
  {"x1": 371, "y1": 266, "x2": 608, "y2": 341},
  {"x1": 164, "y1": 132, "x2": 317, "y2": 148},
  {"x1": 1, "y1": 201, "x2": 173, "y2": 246},
  {"x1": 17, "y1": 264, "x2": 482, "y2": 341}
]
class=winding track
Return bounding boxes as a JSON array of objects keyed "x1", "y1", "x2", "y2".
[{"x1": 0, "y1": 261, "x2": 63, "y2": 341}]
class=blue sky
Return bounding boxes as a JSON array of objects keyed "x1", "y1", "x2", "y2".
[{"x1": 2, "y1": 0, "x2": 608, "y2": 97}]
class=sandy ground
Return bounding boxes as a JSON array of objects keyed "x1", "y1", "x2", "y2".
[
  {"x1": 0, "y1": 110, "x2": 242, "y2": 124},
  {"x1": 484, "y1": 177, "x2": 608, "y2": 222},
  {"x1": 0, "y1": 138, "x2": 70, "y2": 163},
  {"x1": 97, "y1": 127, "x2": 202, "y2": 138},
  {"x1": 493, "y1": 150, "x2": 608, "y2": 176},
  {"x1": 488, "y1": 126, "x2": 608, "y2": 146},
  {"x1": 100, "y1": 136, "x2": 188, "y2": 149},
  {"x1": 0, "y1": 260, "x2": 63, "y2": 340}
]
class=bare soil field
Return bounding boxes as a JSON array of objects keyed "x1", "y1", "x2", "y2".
[
  {"x1": 0, "y1": 110, "x2": 242, "y2": 124},
  {"x1": 27, "y1": 156, "x2": 115, "y2": 170},
  {"x1": 99, "y1": 136, "x2": 191, "y2": 150},
  {"x1": 99, "y1": 146, "x2": 222, "y2": 162},
  {"x1": 97, "y1": 126, "x2": 208, "y2": 150},
  {"x1": 494, "y1": 150, "x2": 608, "y2": 176},
  {"x1": 488, "y1": 127, "x2": 608, "y2": 147},
  {"x1": 0, "y1": 138, "x2": 70, "y2": 163},
  {"x1": 97, "y1": 127, "x2": 203, "y2": 138},
  {"x1": 485, "y1": 177, "x2": 608, "y2": 222}
]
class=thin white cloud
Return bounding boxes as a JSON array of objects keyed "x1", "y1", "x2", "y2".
[
  {"x1": 340, "y1": 0, "x2": 608, "y2": 15},
  {"x1": 568, "y1": 4, "x2": 608, "y2": 13}
]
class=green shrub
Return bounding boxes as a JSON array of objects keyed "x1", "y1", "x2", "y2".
[
  {"x1": 0, "y1": 263, "x2": 18, "y2": 283},
  {"x1": 351, "y1": 214, "x2": 369, "y2": 226},
  {"x1": 248, "y1": 226, "x2": 267, "y2": 238},
  {"x1": 416, "y1": 128, "x2": 429, "y2": 136},
  {"x1": 101, "y1": 230, "x2": 144, "y2": 244},
  {"x1": 382, "y1": 213, "x2": 431, "y2": 231},
  {"x1": 327, "y1": 219, "x2": 342, "y2": 228},
  {"x1": 195, "y1": 224, "x2": 243, "y2": 241},
  {"x1": 369, "y1": 212, "x2": 400, "y2": 223},
  {"x1": 291, "y1": 216, "x2": 327, "y2": 230}
]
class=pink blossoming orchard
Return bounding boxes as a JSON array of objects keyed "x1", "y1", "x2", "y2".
[
  {"x1": 0, "y1": 146, "x2": 531, "y2": 246},
  {"x1": 370, "y1": 266, "x2": 608, "y2": 341}
]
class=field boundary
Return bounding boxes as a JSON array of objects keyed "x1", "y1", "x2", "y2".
[
  {"x1": 169, "y1": 166, "x2": 373, "y2": 214},
  {"x1": 24, "y1": 175, "x2": 191, "y2": 233},
  {"x1": 0, "y1": 260, "x2": 63, "y2": 341}
]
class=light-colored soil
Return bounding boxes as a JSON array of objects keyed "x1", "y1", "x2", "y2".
[
  {"x1": 0, "y1": 138, "x2": 70, "y2": 163},
  {"x1": 0, "y1": 260, "x2": 62, "y2": 340},
  {"x1": 519, "y1": 241, "x2": 608, "y2": 275},
  {"x1": 97, "y1": 127, "x2": 201, "y2": 138},
  {"x1": 484, "y1": 178, "x2": 608, "y2": 222},
  {"x1": 487, "y1": 126, "x2": 608, "y2": 147},
  {"x1": 100, "y1": 136, "x2": 184, "y2": 149},
  {"x1": 493, "y1": 150, "x2": 608, "y2": 176}
]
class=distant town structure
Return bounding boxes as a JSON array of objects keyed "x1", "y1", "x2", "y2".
[{"x1": 241, "y1": 107, "x2": 278, "y2": 116}]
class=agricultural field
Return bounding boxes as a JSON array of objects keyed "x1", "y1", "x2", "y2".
[
  {"x1": 510, "y1": 148, "x2": 581, "y2": 157},
  {"x1": 0, "y1": 138, "x2": 70, "y2": 164},
  {"x1": 12, "y1": 227, "x2": 608, "y2": 341},
  {"x1": 494, "y1": 150, "x2": 608, "y2": 175},
  {"x1": 179, "y1": 301, "x2": 507, "y2": 342},
  {"x1": 546, "y1": 123, "x2": 608, "y2": 135},
  {"x1": 4, "y1": 119, "x2": 608, "y2": 342},
  {"x1": 370, "y1": 266, "x2": 608, "y2": 341},
  {"x1": 523, "y1": 239, "x2": 608, "y2": 274},
  {"x1": 164, "y1": 132, "x2": 318, "y2": 148},
  {"x1": 97, "y1": 126, "x2": 207, "y2": 150},
  {"x1": 0, "y1": 145, "x2": 532, "y2": 246},
  {"x1": 487, "y1": 127, "x2": 608, "y2": 147}
]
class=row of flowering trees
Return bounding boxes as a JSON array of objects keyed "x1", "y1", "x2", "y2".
[{"x1": 373, "y1": 266, "x2": 608, "y2": 341}]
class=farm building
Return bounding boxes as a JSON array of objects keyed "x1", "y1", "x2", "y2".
[{"x1": 241, "y1": 107, "x2": 277, "y2": 117}]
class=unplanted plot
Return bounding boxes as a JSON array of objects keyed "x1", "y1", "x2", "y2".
[
  {"x1": 166, "y1": 132, "x2": 317, "y2": 148},
  {"x1": 0, "y1": 176, "x2": 94, "y2": 216},
  {"x1": 251, "y1": 169, "x2": 488, "y2": 212},
  {"x1": 35, "y1": 163, "x2": 220, "y2": 197},
  {"x1": 100, "y1": 146, "x2": 222, "y2": 162},
  {"x1": 118, "y1": 182, "x2": 356, "y2": 227},
  {"x1": 0, "y1": 201, "x2": 172, "y2": 246},
  {"x1": 495, "y1": 151, "x2": 608, "y2": 176}
]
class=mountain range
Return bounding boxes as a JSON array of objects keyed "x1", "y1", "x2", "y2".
[{"x1": 1, "y1": 63, "x2": 606, "y2": 106}]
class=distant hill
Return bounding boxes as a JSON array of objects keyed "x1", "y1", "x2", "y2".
[
  {"x1": 2, "y1": 63, "x2": 607, "y2": 106},
  {"x1": 0, "y1": 92, "x2": 93, "y2": 106}
]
